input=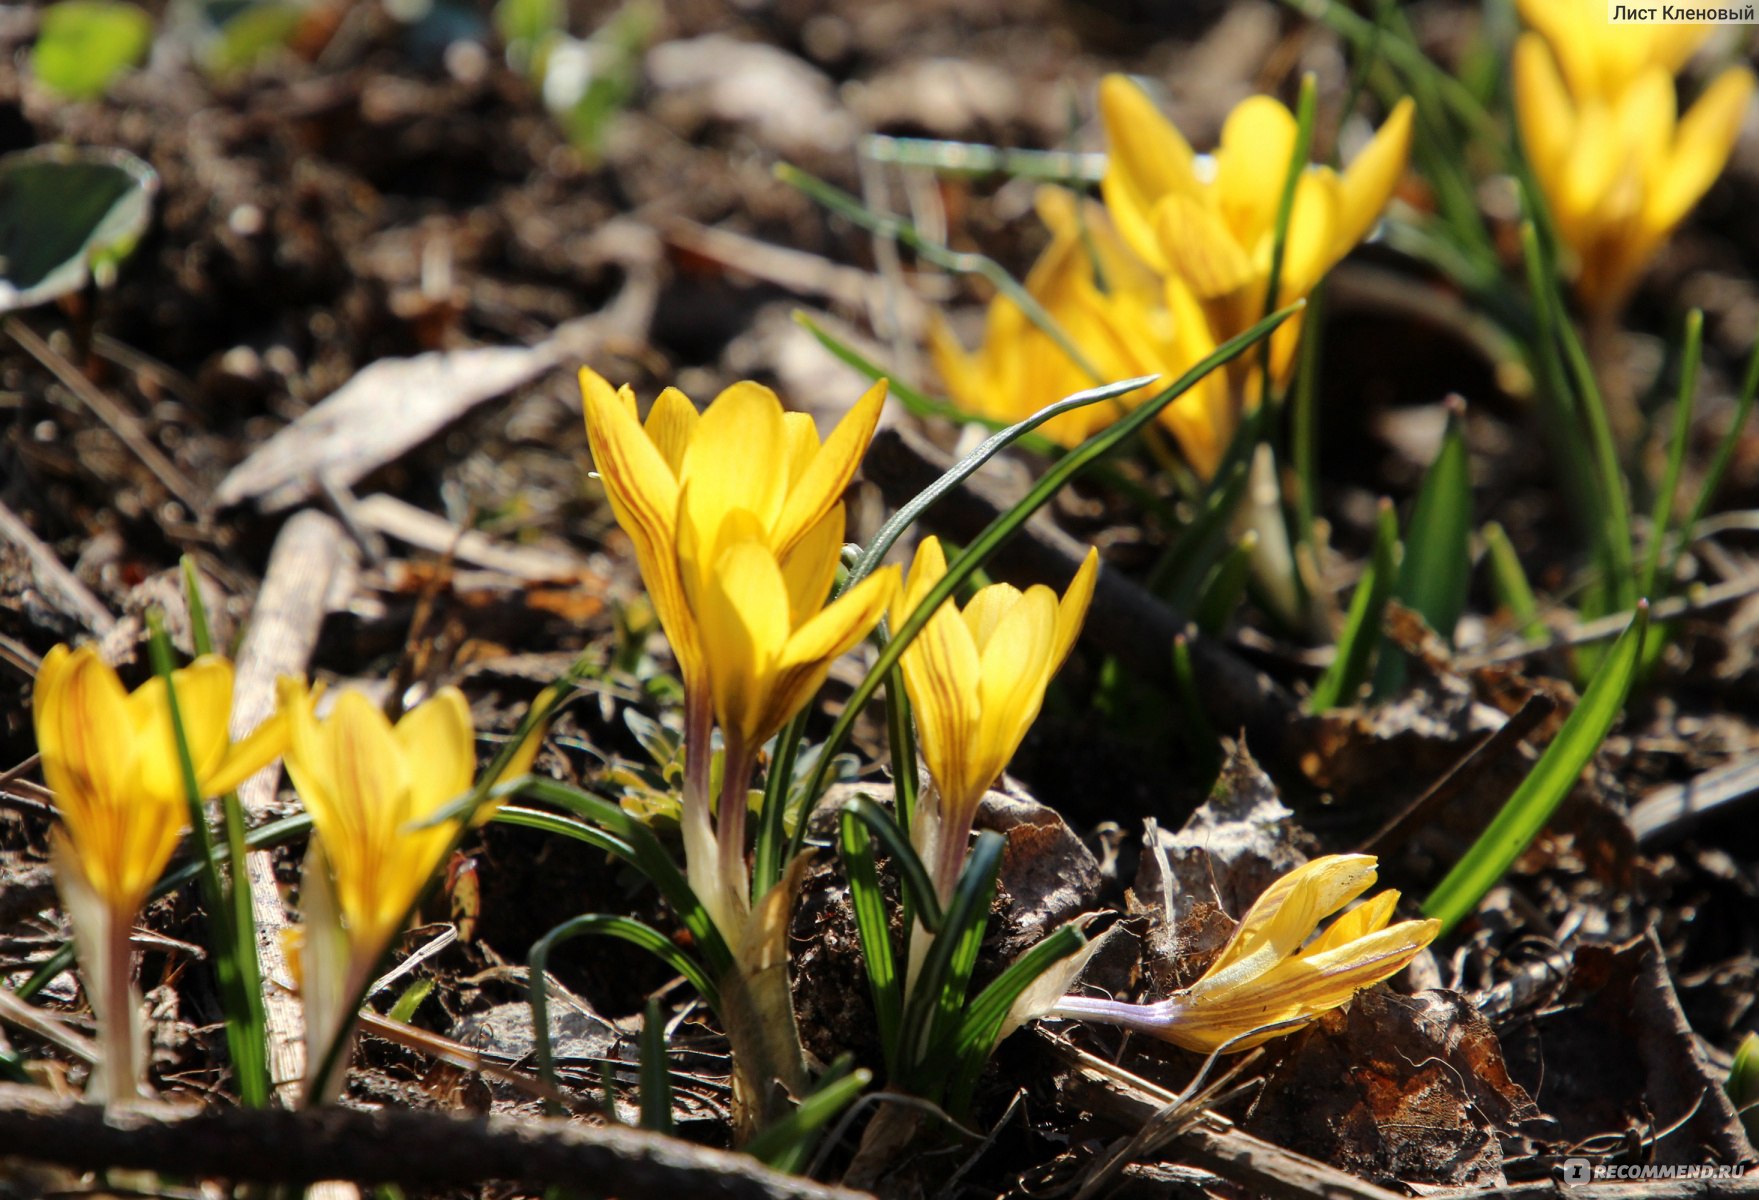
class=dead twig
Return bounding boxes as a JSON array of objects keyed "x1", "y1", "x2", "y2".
[
  {"x1": 0, "y1": 501, "x2": 116, "y2": 637},
  {"x1": 227, "y1": 510, "x2": 359, "y2": 1105},
  {"x1": 1355, "y1": 692, "x2": 1557, "y2": 860},
  {"x1": 0, "y1": 1082, "x2": 872, "y2": 1198},
  {"x1": 5, "y1": 318, "x2": 208, "y2": 520}
]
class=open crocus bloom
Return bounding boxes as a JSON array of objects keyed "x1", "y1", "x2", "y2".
[
  {"x1": 1099, "y1": 76, "x2": 1413, "y2": 388},
  {"x1": 893, "y1": 536, "x2": 1098, "y2": 898},
  {"x1": 581, "y1": 370, "x2": 898, "y2": 935},
  {"x1": 1515, "y1": 0, "x2": 1712, "y2": 103},
  {"x1": 1050, "y1": 854, "x2": 1440, "y2": 1053},
  {"x1": 33, "y1": 642, "x2": 287, "y2": 1105},
  {"x1": 277, "y1": 680, "x2": 534, "y2": 968},
  {"x1": 33, "y1": 644, "x2": 287, "y2": 923},
  {"x1": 1514, "y1": 29, "x2": 1753, "y2": 311},
  {"x1": 930, "y1": 188, "x2": 1230, "y2": 475}
]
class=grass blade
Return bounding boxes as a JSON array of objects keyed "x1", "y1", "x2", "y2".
[
  {"x1": 900, "y1": 831, "x2": 1003, "y2": 1092},
  {"x1": 846, "y1": 374, "x2": 1158, "y2": 588},
  {"x1": 1422, "y1": 602, "x2": 1648, "y2": 934},
  {"x1": 1483, "y1": 521, "x2": 1546, "y2": 643},
  {"x1": 746, "y1": 1057, "x2": 872, "y2": 1174},
  {"x1": 838, "y1": 810, "x2": 902, "y2": 1078},
  {"x1": 1310, "y1": 498, "x2": 1399, "y2": 712},
  {"x1": 1375, "y1": 404, "x2": 1470, "y2": 697},
  {"x1": 843, "y1": 795, "x2": 944, "y2": 933},
  {"x1": 1194, "y1": 529, "x2": 1258, "y2": 637},
  {"x1": 1641, "y1": 308, "x2": 1702, "y2": 598},
  {"x1": 529, "y1": 914, "x2": 718, "y2": 1114},
  {"x1": 638, "y1": 996, "x2": 673, "y2": 1135}
]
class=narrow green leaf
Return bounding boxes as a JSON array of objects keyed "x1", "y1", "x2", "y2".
[
  {"x1": 1148, "y1": 460, "x2": 1250, "y2": 606},
  {"x1": 746, "y1": 1058, "x2": 872, "y2": 1174},
  {"x1": 1194, "y1": 530, "x2": 1258, "y2": 636},
  {"x1": 843, "y1": 795, "x2": 944, "y2": 933},
  {"x1": 1422, "y1": 603, "x2": 1648, "y2": 934},
  {"x1": 513, "y1": 778, "x2": 732, "y2": 979},
  {"x1": 387, "y1": 978, "x2": 433, "y2": 1024},
  {"x1": 529, "y1": 914, "x2": 718, "y2": 1113},
  {"x1": 1641, "y1": 309, "x2": 1702, "y2": 599},
  {"x1": 1728, "y1": 1031, "x2": 1759, "y2": 1144},
  {"x1": 838, "y1": 811, "x2": 902, "y2": 1078},
  {"x1": 638, "y1": 996, "x2": 673, "y2": 1135},
  {"x1": 1678, "y1": 332, "x2": 1759, "y2": 569},
  {"x1": 1310, "y1": 498, "x2": 1399, "y2": 712},
  {"x1": 777, "y1": 163, "x2": 1102, "y2": 378},
  {"x1": 1483, "y1": 521, "x2": 1545, "y2": 644},
  {"x1": 846, "y1": 374, "x2": 1157, "y2": 588},
  {"x1": 900, "y1": 832, "x2": 1002, "y2": 1093},
  {"x1": 1257, "y1": 73, "x2": 1317, "y2": 405},
  {"x1": 146, "y1": 610, "x2": 270, "y2": 1108},
  {"x1": 1375, "y1": 405, "x2": 1470, "y2": 697},
  {"x1": 945, "y1": 922, "x2": 1085, "y2": 1113}
]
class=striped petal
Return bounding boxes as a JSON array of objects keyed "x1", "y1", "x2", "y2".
[
  {"x1": 773, "y1": 379, "x2": 887, "y2": 557},
  {"x1": 1098, "y1": 74, "x2": 1200, "y2": 272}
]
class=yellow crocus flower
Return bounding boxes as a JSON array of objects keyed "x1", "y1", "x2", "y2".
[
  {"x1": 32, "y1": 642, "x2": 287, "y2": 1104},
  {"x1": 930, "y1": 188, "x2": 1230, "y2": 475},
  {"x1": 1515, "y1": 28, "x2": 1753, "y2": 311},
  {"x1": 1050, "y1": 854, "x2": 1440, "y2": 1053},
  {"x1": 893, "y1": 536, "x2": 1098, "y2": 897},
  {"x1": 1515, "y1": 0, "x2": 1712, "y2": 103},
  {"x1": 1098, "y1": 76, "x2": 1413, "y2": 388},
  {"x1": 278, "y1": 680, "x2": 527, "y2": 968},
  {"x1": 581, "y1": 370, "x2": 899, "y2": 934},
  {"x1": 33, "y1": 643, "x2": 288, "y2": 925}
]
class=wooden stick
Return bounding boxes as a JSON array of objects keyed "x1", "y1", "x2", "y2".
[
  {"x1": 0, "y1": 1083, "x2": 871, "y2": 1199},
  {"x1": 227, "y1": 510, "x2": 357, "y2": 1104}
]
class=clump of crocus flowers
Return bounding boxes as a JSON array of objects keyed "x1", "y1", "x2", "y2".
[
  {"x1": 31, "y1": 645, "x2": 286, "y2": 1105},
  {"x1": 932, "y1": 77, "x2": 1413, "y2": 477},
  {"x1": 1513, "y1": 0, "x2": 1753, "y2": 313}
]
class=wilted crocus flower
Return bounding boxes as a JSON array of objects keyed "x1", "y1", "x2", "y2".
[
  {"x1": 893, "y1": 536, "x2": 1098, "y2": 900},
  {"x1": 1514, "y1": 10, "x2": 1753, "y2": 312},
  {"x1": 1099, "y1": 76, "x2": 1413, "y2": 392},
  {"x1": 1050, "y1": 854, "x2": 1439, "y2": 1053},
  {"x1": 580, "y1": 370, "x2": 898, "y2": 938},
  {"x1": 33, "y1": 644, "x2": 287, "y2": 1104}
]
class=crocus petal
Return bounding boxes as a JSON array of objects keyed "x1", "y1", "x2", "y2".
[
  {"x1": 695, "y1": 539, "x2": 791, "y2": 746},
  {"x1": 1050, "y1": 548, "x2": 1100, "y2": 672},
  {"x1": 969, "y1": 587, "x2": 1057, "y2": 795},
  {"x1": 1649, "y1": 66, "x2": 1755, "y2": 233},
  {"x1": 1215, "y1": 95, "x2": 1299, "y2": 248},
  {"x1": 581, "y1": 369, "x2": 702, "y2": 688},
  {"x1": 1514, "y1": 35, "x2": 1576, "y2": 207},
  {"x1": 1098, "y1": 74, "x2": 1201, "y2": 271},
  {"x1": 682, "y1": 381, "x2": 790, "y2": 548},
  {"x1": 779, "y1": 503, "x2": 845, "y2": 626},
  {"x1": 781, "y1": 411, "x2": 822, "y2": 490},
  {"x1": 1153, "y1": 192, "x2": 1257, "y2": 300},
  {"x1": 896, "y1": 538, "x2": 984, "y2": 816},
  {"x1": 1334, "y1": 97, "x2": 1414, "y2": 255},
  {"x1": 205, "y1": 707, "x2": 290, "y2": 797},
  {"x1": 129, "y1": 656, "x2": 236, "y2": 804},
  {"x1": 761, "y1": 566, "x2": 898, "y2": 744},
  {"x1": 772, "y1": 380, "x2": 887, "y2": 557},
  {"x1": 36, "y1": 645, "x2": 132, "y2": 814},
  {"x1": 643, "y1": 386, "x2": 699, "y2": 476},
  {"x1": 1178, "y1": 918, "x2": 1440, "y2": 1052},
  {"x1": 1303, "y1": 890, "x2": 1399, "y2": 956},
  {"x1": 1203, "y1": 854, "x2": 1378, "y2": 983},
  {"x1": 960, "y1": 583, "x2": 1026, "y2": 651},
  {"x1": 1264, "y1": 171, "x2": 1340, "y2": 305},
  {"x1": 393, "y1": 687, "x2": 476, "y2": 819}
]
